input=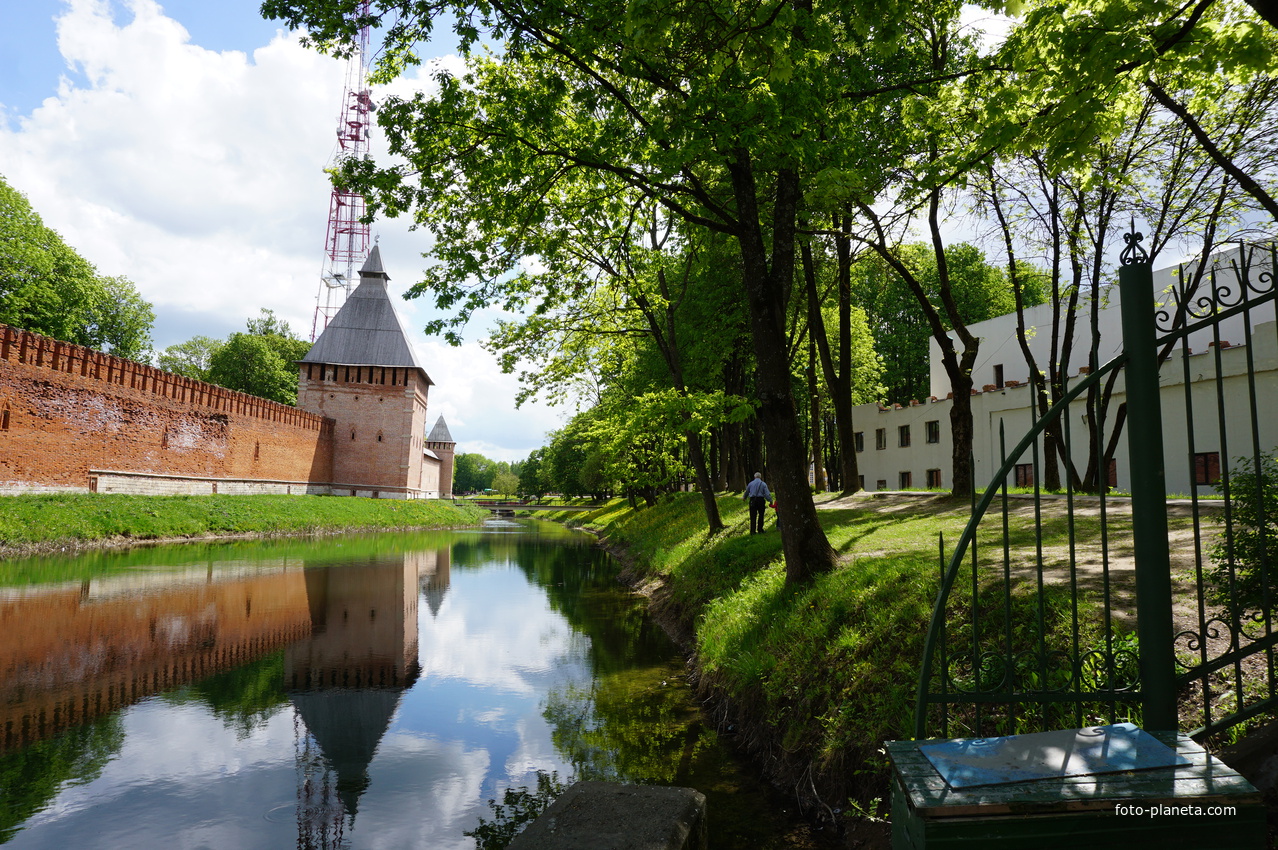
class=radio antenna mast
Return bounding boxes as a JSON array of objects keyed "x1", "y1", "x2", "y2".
[{"x1": 311, "y1": 2, "x2": 373, "y2": 342}]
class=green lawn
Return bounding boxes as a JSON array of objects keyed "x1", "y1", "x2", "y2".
[{"x1": 0, "y1": 492, "x2": 487, "y2": 554}]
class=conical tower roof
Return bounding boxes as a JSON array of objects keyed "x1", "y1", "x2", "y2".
[
  {"x1": 289, "y1": 688, "x2": 405, "y2": 820},
  {"x1": 301, "y1": 246, "x2": 432, "y2": 384},
  {"x1": 426, "y1": 415, "x2": 454, "y2": 443}
]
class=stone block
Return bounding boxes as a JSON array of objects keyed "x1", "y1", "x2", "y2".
[{"x1": 507, "y1": 781, "x2": 707, "y2": 850}]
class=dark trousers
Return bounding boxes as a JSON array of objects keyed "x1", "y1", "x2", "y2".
[{"x1": 749, "y1": 496, "x2": 767, "y2": 533}]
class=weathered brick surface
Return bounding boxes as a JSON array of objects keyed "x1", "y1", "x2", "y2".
[{"x1": 0, "y1": 325, "x2": 334, "y2": 493}]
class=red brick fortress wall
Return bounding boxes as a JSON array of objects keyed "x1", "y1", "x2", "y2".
[{"x1": 0, "y1": 325, "x2": 335, "y2": 494}]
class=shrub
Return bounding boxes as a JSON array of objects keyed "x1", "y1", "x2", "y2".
[{"x1": 1210, "y1": 452, "x2": 1278, "y2": 612}]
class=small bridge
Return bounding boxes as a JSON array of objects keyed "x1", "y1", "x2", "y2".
[{"x1": 461, "y1": 500, "x2": 597, "y2": 516}]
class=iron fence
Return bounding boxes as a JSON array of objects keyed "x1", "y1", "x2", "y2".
[{"x1": 915, "y1": 237, "x2": 1278, "y2": 742}]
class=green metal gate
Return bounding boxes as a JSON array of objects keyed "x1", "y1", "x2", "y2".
[{"x1": 914, "y1": 233, "x2": 1278, "y2": 742}]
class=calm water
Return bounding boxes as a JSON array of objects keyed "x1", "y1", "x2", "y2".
[{"x1": 0, "y1": 519, "x2": 832, "y2": 849}]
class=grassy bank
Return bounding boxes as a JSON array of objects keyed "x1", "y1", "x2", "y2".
[
  {"x1": 544, "y1": 492, "x2": 1137, "y2": 827},
  {"x1": 0, "y1": 492, "x2": 489, "y2": 555}
]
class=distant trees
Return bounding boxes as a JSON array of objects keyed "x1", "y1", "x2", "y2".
[
  {"x1": 853, "y1": 244, "x2": 1042, "y2": 407},
  {"x1": 453, "y1": 452, "x2": 520, "y2": 494},
  {"x1": 0, "y1": 174, "x2": 154, "y2": 360},
  {"x1": 155, "y1": 336, "x2": 224, "y2": 382},
  {"x1": 158, "y1": 310, "x2": 310, "y2": 406}
]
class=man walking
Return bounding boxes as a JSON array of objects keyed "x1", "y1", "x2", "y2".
[{"x1": 745, "y1": 472, "x2": 772, "y2": 534}]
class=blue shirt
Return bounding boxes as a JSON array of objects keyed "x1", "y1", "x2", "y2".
[{"x1": 745, "y1": 478, "x2": 771, "y2": 501}]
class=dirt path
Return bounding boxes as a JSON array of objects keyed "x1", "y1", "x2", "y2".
[{"x1": 817, "y1": 491, "x2": 1226, "y2": 632}]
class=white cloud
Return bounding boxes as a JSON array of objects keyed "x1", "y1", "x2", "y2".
[
  {"x1": 0, "y1": 0, "x2": 559, "y2": 460},
  {"x1": 1, "y1": 0, "x2": 340, "y2": 328},
  {"x1": 414, "y1": 335, "x2": 567, "y2": 462}
]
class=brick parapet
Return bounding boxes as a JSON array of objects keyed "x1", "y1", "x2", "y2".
[
  {"x1": 0, "y1": 325, "x2": 329, "y2": 432},
  {"x1": 0, "y1": 324, "x2": 335, "y2": 492}
]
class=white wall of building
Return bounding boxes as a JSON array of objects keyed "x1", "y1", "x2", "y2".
[
  {"x1": 926, "y1": 248, "x2": 1275, "y2": 402},
  {"x1": 856, "y1": 308, "x2": 1278, "y2": 497}
]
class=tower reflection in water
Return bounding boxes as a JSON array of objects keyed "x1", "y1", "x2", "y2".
[{"x1": 286, "y1": 547, "x2": 450, "y2": 850}]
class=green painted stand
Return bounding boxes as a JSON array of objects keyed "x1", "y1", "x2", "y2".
[{"x1": 887, "y1": 732, "x2": 1265, "y2": 849}]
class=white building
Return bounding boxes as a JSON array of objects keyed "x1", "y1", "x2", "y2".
[{"x1": 850, "y1": 249, "x2": 1278, "y2": 496}]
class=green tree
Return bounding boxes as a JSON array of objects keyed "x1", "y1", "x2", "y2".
[
  {"x1": 944, "y1": 0, "x2": 1278, "y2": 220},
  {"x1": 492, "y1": 470, "x2": 520, "y2": 497},
  {"x1": 853, "y1": 243, "x2": 1032, "y2": 406},
  {"x1": 517, "y1": 448, "x2": 547, "y2": 498},
  {"x1": 205, "y1": 310, "x2": 311, "y2": 405},
  {"x1": 453, "y1": 452, "x2": 500, "y2": 493},
  {"x1": 0, "y1": 174, "x2": 154, "y2": 358},
  {"x1": 543, "y1": 422, "x2": 594, "y2": 498},
  {"x1": 483, "y1": 217, "x2": 751, "y2": 529},
  {"x1": 156, "y1": 335, "x2": 225, "y2": 381},
  {"x1": 259, "y1": 0, "x2": 958, "y2": 581},
  {"x1": 81, "y1": 275, "x2": 156, "y2": 361}
]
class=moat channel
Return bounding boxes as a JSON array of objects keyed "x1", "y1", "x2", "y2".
[{"x1": 0, "y1": 519, "x2": 835, "y2": 849}]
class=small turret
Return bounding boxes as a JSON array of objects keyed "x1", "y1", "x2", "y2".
[{"x1": 424, "y1": 415, "x2": 456, "y2": 498}]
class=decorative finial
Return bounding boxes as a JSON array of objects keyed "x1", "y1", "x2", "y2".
[{"x1": 1120, "y1": 218, "x2": 1148, "y2": 266}]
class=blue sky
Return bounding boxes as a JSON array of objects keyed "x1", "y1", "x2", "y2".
[
  {"x1": 0, "y1": 0, "x2": 561, "y2": 462},
  {"x1": 2, "y1": 2, "x2": 284, "y2": 118}
]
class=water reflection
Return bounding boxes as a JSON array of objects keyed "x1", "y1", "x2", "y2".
[{"x1": 0, "y1": 522, "x2": 828, "y2": 849}]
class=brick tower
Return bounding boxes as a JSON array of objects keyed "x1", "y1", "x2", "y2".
[
  {"x1": 424, "y1": 415, "x2": 456, "y2": 498},
  {"x1": 297, "y1": 247, "x2": 439, "y2": 498}
]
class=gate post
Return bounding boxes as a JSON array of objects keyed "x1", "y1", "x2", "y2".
[{"x1": 1118, "y1": 228, "x2": 1177, "y2": 730}]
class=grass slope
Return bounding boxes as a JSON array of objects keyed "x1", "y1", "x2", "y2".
[
  {"x1": 550, "y1": 491, "x2": 1131, "y2": 823},
  {"x1": 543, "y1": 493, "x2": 969, "y2": 817},
  {"x1": 0, "y1": 492, "x2": 488, "y2": 555}
]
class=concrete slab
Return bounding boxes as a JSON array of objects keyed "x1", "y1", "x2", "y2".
[{"x1": 506, "y1": 781, "x2": 707, "y2": 850}]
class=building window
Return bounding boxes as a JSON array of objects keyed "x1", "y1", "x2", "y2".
[
  {"x1": 1014, "y1": 463, "x2": 1034, "y2": 488},
  {"x1": 876, "y1": 428, "x2": 887, "y2": 450},
  {"x1": 858, "y1": 475, "x2": 865, "y2": 490},
  {"x1": 898, "y1": 425, "x2": 911, "y2": 447},
  {"x1": 926, "y1": 468, "x2": 942, "y2": 489},
  {"x1": 254, "y1": 441, "x2": 260, "y2": 460},
  {"x1": 899, "y1": 471, "x2": 912, "y2": 489},
  {"x1": 876, "y1": 479, "x2": 887, "y2": 490},
  {"x1": 994, "y1": 364, "x2": 1005, "y2": 388},
  {"x1": 1108, "y1": 458, "x2": 1118, "y2": 488},
  {"x1": 854, "y1": 431, "x2": 864, "y2": 452},
  {"x1": 925, "y1": 420, "x2": 940, "y2": 444},
  {"x1": 351, "y1": 430, "x2": 357, "y2": 440},
  {"x1": 1194, "y1": 452, "x2": 1221, "y2": 486},
  {"x1": 0, "y1": 405, "x2": 8, "y2": 431}
]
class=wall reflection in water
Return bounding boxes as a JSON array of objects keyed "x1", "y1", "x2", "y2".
[
  {"x1": 0, "y1": 535, "x2": 459, "y2": 849},
  {"x1": 0, "y1": 524, "x2": 771, "y2": 850}
]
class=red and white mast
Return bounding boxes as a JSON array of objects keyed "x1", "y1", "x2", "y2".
[{"x1": 311, "y1": 2, "x2": 373, "y2": 342}]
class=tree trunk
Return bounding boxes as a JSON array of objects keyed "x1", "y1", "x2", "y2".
[
  {"x1": 808, "y1": 334, "x2": 826, "y2": 492},
  {"x1": 949, "y1": 379, "x2": 975, "y2": 497},
  {"x1": 729, "y1": 155, "x2": 837, "y2": 583},
  {"x1": 685, "y1": 429, "x2": 724, "y2": 531},
  {"x1": 802, "y1": 230, "x2": 860, "y2": 495},
  {"x1": 823, "y1": 413, "x2": 842, "y2": 491},
  {"x1": 712, "y1": 428, "x2": 727, "y2": 490}
]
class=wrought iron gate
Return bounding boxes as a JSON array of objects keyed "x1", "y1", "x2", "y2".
[{"x1": 914, "y1": 235, "x2": 1278, "y2": 742}]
